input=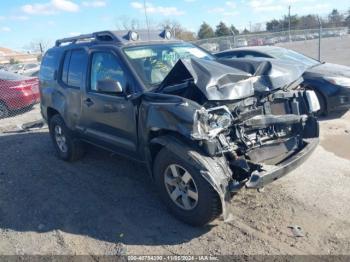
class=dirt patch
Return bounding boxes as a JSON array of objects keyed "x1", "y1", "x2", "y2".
[{"x1": 321, "y1": 134, "x2": 350, "y2": 161}]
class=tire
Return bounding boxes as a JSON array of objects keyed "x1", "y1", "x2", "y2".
[
  {"x1": 49, "y1": 114, "x2": 85, "y2": 161},
  {"x1": 315, "y1": 91, "x2": 327, "y2": 117},
  {"x1": 0, "y1": 102, "x2": 9, "y2": 119},
  {"x1": 153, "y1": 146, "x2": 222, "y2": 226}
]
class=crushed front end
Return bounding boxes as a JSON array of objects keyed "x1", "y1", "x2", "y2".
[
  {"x1": 192, "y1": 88, "x2": 319, "y2": 192},
  {"x1": 158, "y1": 57, "x2": 320, "y2": 220}
]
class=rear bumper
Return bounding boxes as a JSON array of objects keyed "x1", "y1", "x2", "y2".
[
  {"x1": 245, "y1": 137, "x2": 319, "y2": 189},
  {"x1": 6, "y1": 92, "x2": 39, "y2": 110}
]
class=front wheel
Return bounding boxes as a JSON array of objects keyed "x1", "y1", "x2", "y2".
[
  {"x1": 49, "y1": 114, "x2": 85, "y2": 161},
  {"x1": 153, "y1": 146, "x2": 222, "y2": 226}
]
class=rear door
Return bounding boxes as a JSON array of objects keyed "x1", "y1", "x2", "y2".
[
  {"x1": 79, "y1": 48, "x2": 138, "y2": 159},
  {"x1": 58, "y1": 48, "x2": 88, "y2": 129}
]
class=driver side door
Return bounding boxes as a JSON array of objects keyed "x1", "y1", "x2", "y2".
[{"x1": 79, "y1": 50, "x2": 138, "y2": 159}]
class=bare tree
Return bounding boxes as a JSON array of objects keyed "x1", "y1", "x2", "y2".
[
  {"x1": 115, "y1": 15, "x2": 157, "y2": 31},
  {"x1": 251, "y1": 23, "x2": 263, "y2": 33},
  {"x1": 116, "y1": 15, "x2": 142, "y2": 30},
  {"x1": 159, "y1": 19, "x2": 183, "y2": 37},
  {"x1": 25, "y1": 39, "x2": 52, "y2": 54}
]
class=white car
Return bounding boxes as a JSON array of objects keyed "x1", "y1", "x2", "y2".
[
  {"x1": 8, "y1": 63, "x2": 40, "y2": 76},
  {"x1": 235, "y1": 39, "x2": 248, "y2": 47}
]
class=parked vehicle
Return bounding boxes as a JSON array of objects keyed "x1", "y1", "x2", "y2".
[
  {"x1": 0, "y1": 70, "x2": 39, "y2": 118},
  {"x1": 7, "y1": 63, "x2": 40, "y2": 76},
  {"x1": 235, "y1": 38, "x2": 248, "y2": 47},
  {"x1": 199, "y1": 43, "x2": 218, "y2": 52},
  {"x1": 248, "y1": 38, "x2": 264, "y2": 46},
  {"x1": 215, "y1": 46, "x2": 350, "y2": 115},
  {"x1": 40, "y1": 30, "x2": 319, "y2": 226}
]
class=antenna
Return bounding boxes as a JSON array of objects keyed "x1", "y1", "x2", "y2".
[{"x1": 143, "y1": 0, "x2": 150, "y2": 40}]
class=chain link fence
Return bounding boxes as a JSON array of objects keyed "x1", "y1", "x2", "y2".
[
  {"x1": 0, "y1": 27, "x2": 349, "y2": 134},
  {"x1": 0, "y1": 70, "x2": 42, "y2": 133},
  {"x1": 193, "y1": 27, "x2": 349, "y2": 56}
]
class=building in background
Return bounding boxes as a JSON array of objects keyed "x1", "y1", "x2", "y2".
[{"x1": 0, "y1": 47, "x2": 38, "y2": 65}]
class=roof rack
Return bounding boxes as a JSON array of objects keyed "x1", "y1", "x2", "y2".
[
  {"x1": 55, "y1": 31, "x2": 118, "y2": 47},
  {"x1": 55, "y1": 30, "x2": 177, "y2": 47}
]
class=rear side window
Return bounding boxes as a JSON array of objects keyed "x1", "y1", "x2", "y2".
[
  {"x1": 61, "y1": 51, "x2": 71, "y2": 85},
  {"x1": 216, "y1": 52, "x2": 238, "y2": 59},
  {"x1": 40, "y1": 49, "x2": 60, "y2": 81},
  {"x1": 241, "y1": 52, "x2": 270, "y2": 58},
  {"x1": 61, "y1": 49, "x2": 88, "y2": 88}
]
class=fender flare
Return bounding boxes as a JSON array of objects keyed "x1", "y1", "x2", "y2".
[{"x1": 150, "y1": 135, "x2": 234, "y2": 222}]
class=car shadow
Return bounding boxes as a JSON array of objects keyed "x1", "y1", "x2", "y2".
[
  {"x1": 0, "y1": 131, "x2": 212, "y2": 247},
  {"x1": 317, "y1": 110, "x2": 348, "y2": 121}
]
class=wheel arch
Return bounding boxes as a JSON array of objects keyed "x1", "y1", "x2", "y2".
[
  {"x1": 47, "y1": 107, "x2": 60, "y2": 123},
  {"x1": 149, "y1": 133, "x2": 233, "y2": 222}
]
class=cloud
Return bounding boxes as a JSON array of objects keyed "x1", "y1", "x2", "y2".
[
  {"x1": 131, "y1": 1, "x2": 185, "y2": 16},
  {"x1": 207, "y1": 1, "x2": 237, "y2": 16},
  {"x1": 248, "y1": 0, "x2": 283, "y2": 12},
  {"x1": 1, "y1": 26, "x2": 11, "y2": 32},
  {"x1": 82, "y1": 1, "x2": 106, "y2": 7},
  {"x1": 22, "y1": 0, "x2": 79, "y2": 15},
  {"x1": 69, "y1": 32, "x2": 81, "y2": 36},
  {"x1": 10, "y1": 15, "x2": 29, "y2": 21}
]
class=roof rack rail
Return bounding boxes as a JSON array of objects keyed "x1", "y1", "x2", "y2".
[{"x1": 55, "y1": 31, "x2": 118, "y2": 47}]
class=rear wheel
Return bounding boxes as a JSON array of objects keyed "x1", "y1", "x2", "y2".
[
  {"x1": 49, "y1": 114, "x2": 85, "y2": 161},
  {"x1": 154, "y1": 146, "x2": 222, "y2": 226},
  {"x1": 0, "y1": 102, "x2": 9, "y2": 119}
]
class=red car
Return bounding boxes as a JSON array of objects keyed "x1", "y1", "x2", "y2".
[{"x1": 0, "y1": 70, "x2": 40, "y2": 118}]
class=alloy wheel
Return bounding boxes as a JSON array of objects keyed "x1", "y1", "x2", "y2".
[{"x1": 164, "y1": 164, "x2": 199, "y2": 210}]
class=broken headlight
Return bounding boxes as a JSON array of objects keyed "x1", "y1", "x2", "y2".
[
  {"x1": 209, "y1": 111, "x2": 232, "y2": 129},
  {"x1": 192, "y1": 106, "x2": 233, "y2": 140},
  {"x1": 305, "y1": 90, "x2": 321, "y2": 113}
]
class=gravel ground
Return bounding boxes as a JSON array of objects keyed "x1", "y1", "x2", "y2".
[{"x1": 0, "y1": 107, "x2": 349, "y2": 255}]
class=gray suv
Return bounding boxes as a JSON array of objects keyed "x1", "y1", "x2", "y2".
[{"x1": 40, "y1": 30, "x2": 320, "y2": 226}]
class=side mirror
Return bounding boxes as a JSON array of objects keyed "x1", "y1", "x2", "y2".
[{"x1": 96, "y1": 79, "x2": 123, "y2": 94}]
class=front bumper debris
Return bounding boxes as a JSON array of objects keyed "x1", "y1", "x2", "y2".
[{"x1": 245, "y1": 138, "x2": 319, "y2": 189}]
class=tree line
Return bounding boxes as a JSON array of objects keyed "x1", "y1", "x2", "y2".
[
  {"x1": 197, "y1": 8, "x2": 350, "y2": 39},
  {"x1": 266, "y1": 9, "x2": 350, "y2": 32}
]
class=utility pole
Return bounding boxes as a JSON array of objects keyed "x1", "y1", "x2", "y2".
[
  {"x1": 143, "y1": 0, "x2": 150, "y2": 39},
  {"x1": 288, "y1": 5, "x2": 291, "y2": 42},
  {"x1": 39, "y1": 43, "x2": 43, "y2": 55},
  {"x1": 317, "y1": 16, "x2": 322, "y2": 61},
  {"x1": 249, "y1": 21, "x2": 252, "y2": 32}
]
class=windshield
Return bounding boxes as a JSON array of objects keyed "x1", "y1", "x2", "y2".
[
  {"x1": 124, "y1": 43, "x2": 214, "y2": 88},
  {"x1": 267, "y1": 48, "x2": 320, "y2": 68}
]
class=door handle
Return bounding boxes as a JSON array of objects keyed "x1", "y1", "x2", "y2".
[{"x1": 84, "y1": 98, "x2": 94, "y2": 107}]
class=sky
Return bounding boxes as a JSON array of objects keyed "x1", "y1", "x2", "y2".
[{"x1": 0, "y1": 0, "x2": 349, "y2": 51}]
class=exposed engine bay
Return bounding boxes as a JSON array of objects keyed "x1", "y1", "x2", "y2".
[{"x1": 157, "y1": 57, "x2": 320, "y2": 188}]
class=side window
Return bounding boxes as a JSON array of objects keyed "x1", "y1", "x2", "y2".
[
  {"x1": 228, "y1": 53, "x2": 238, "y2": 58},
  {"x1": 68, "y1": 50, "x2": 88, "y2": 88},
  {"x1": 61, "y1": 51, "x2": 71, "y2": 85},
  {"x1": 60, "y1": 49, "x2": 88, "y2": 88},
  {"x1": 40, "y1": 50, "x2": 60, "y2": 81},
  {"x1": 242, "y1": 52, "x2": 269, "y2": 58},
  {"x1": 90, "y1": 52, "x2": 126, "y2": 92}
]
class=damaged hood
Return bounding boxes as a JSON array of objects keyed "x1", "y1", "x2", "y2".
[{"x1": 158, "y1": 57, "x2": 306, "y2": 101}]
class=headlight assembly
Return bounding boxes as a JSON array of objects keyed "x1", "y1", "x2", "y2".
[{"x1": 192, "y1": 106, "x2": 233, "y2": 140}]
